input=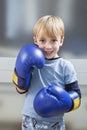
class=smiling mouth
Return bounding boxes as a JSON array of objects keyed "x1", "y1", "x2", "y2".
[{"x1": 44, "y1": 51, "x2": 53, "y2": 57}]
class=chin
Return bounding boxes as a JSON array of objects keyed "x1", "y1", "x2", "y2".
[{"x1": 45, "y1": 56, "x2": 54, "y2": 59}]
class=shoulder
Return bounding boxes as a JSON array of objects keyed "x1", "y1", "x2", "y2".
[
  {"x1": 45, "y1": 58, "x2": 74, "y2": 70},
  {"x1": 60, "y1": 58, "x2": 77, "y2": 84},
  {"x1": 58, "y1": 58, "x2": 74, "y2": 67},
  {"x1": 59, "y1": 58, "x2": 76, "y2": 73}
]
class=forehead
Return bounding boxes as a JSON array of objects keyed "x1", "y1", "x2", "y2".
[{"x1": 37, "y1": 28, "x2": 60, "y2": 39}]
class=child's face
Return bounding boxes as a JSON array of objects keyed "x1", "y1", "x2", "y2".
[{"x1": 34, "y1": 32, "x2": 63, "y2": 59}]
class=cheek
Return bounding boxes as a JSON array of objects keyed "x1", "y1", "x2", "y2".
[
  {"x1": 38, "y1": 44, "x2": 45, "y2": 50},
  {"x1": 54, "y1": 45, "x2": 59, "y2": 50},
  {"x1": 34, "y1": 42, "x2": 39, "y2": 46},
  {"x1": 53, "y1": 46, "x2": 60, "y2": 54},
  {"x1": 34, "y1": 43, "x2": 42, "y2": 48}
]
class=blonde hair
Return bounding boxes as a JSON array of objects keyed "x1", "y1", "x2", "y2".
[{"x1": 33, "y1": 15, "x2": 64, "y2": 38}]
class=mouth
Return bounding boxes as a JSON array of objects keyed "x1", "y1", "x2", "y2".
[{"x1": 44, "y1": 51, "x2": 54, "y2": 59}]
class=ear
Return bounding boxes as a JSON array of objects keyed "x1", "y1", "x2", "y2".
[
  {"x1": 59, "y1": 36, "x2": 64, "y2": 46},
  {"x1": 33, "y1": 36, "x2": 37, "y2": 44}
]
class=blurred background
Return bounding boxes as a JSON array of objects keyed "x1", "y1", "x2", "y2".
[{"x1": 0, "y1": 0, "x2": 87, "y2": 130}]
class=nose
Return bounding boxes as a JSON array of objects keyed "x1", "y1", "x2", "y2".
[{"x1": 45, "y1": 42, "x2": 52, "y2": 49}]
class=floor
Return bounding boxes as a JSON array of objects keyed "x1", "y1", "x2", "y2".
[{"x1": 0, "y1": 122, "x2": 21, "y2": 130}]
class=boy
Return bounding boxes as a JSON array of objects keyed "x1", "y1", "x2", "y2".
[{"x1": 12, "y1": 15, "x2": 81, "y2": 130}]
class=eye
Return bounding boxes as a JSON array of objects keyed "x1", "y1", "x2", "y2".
[
  {"x1": 39, "y1": 39, "x2": 46, "y2": 43},
  {"x1": 51, "y1": 39, "x2": 58, "y2": 42},
  {"x1": 40, "y1": 39, "x2": 44, "y2": 42}
]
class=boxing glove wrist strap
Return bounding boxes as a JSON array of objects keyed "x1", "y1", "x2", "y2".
[
  {"x1": 12, "y1": 69, "x2": 25, "y2": 88},
  {"x1": 68, "y1": 91, "x2": 81, "y2": 111}
]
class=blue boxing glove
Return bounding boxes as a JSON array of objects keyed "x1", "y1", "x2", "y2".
[
  {"x1": 33, "y1": 84, "x2": 80, "y2": 117},
  {"x1": 12, "y1": 43, "x2": 45, "y2": 93}
]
